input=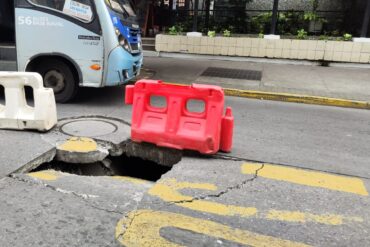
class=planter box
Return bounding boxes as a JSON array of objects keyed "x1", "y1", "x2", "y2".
[{"x1": 155, "y1": 34, "x2": 370, "y2": 64}]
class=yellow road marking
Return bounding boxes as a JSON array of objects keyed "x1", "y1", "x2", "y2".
[
  {"x1": 28, "y1": 170, "x2": 61, "y2": 181},
  {"x1": 164, "y1": 82, "x2": 370, "y2": 110},
  {"x1": 57, "y1": 137, "x2": 98, "y2": 153},
  {"x1": 149, "y1": 178, "x2": 362, "y2": 225},
  {"x1": 223, "y1": 88, "x2": 370, "y2": 110},
  {"x1": 242, "y1": 163, "x2": 368, "y2": 196},
  {"x1": 149, "y1": 178, "x2": 257, "y2": 217},
  {"x1": 116, "y1": 209, "x2": 311, "y2": 247}
]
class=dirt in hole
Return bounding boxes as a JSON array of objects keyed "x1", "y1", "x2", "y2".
[{"x1": 32, "y1": 155, "x2": 172, "y2": 182}]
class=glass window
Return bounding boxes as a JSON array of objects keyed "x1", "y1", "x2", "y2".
[
  {"x1": 120, "y1": 0, "x2": 136, "y2": 17},
  {"x1": 110, "y1": 0, "x2": 125, "y2": 13},
  {"x1": 105, "y1": 0, "x2": 136, "y2": 18},
  {"x1": 28, "y1": 0, "x2": 94, "y2": 22}
]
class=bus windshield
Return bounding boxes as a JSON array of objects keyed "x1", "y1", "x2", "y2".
[
  {"x1": 120, "y1": 0, "x2": 136, "y2": 17},
  {"x1": 105, "y1": 0, "x2": 136, "y2": 18}
]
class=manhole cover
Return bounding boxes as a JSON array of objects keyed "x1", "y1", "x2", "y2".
[
  {"x1": 201, "y1": 67, "x2": 262, "y2": 80},
  {"x1": 60, "y1": 119, "x2": 118, "y2": 137}
]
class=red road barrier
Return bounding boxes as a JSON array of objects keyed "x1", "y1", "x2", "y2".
[{"x1": 125, "y1": 80, "x2": 233, "y2": 154}]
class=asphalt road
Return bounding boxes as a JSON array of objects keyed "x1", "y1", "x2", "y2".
[{"x1": 0, "y1": 56, "x2": 370, "y2": 246}]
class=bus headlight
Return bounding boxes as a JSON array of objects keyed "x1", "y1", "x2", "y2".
[
  {"x1": 118, "y1": 34, "x2": 131, "y2": 52},
  {"x1": 116, "y1": 29, "x2": 131, "y2": 52}
]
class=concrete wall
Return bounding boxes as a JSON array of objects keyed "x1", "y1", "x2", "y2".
[{"x1": 155, "y1": 34, "x2": 370, "y2": 63}]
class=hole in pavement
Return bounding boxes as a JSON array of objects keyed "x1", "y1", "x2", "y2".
[{"x1": 31, "y1": 154, "x2": 172, "y2": 182}]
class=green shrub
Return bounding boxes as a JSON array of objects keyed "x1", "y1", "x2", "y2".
[
  {"x1": 177, "y1": 25, "x2": 184, "y2": 34},
  {"x1": 207, "y1": 30, "x2": 216, "y2": 38},
  {"x1": 278, "y1": 10, "x2": 304, "y2": 35},
  {"x1": 304, "y1": 12, "x2": 318, "y2": 21},
  {"x1": 251, "y1": 10, "x2": 304, "y2": 35},
  {"x1": 251, "y1": 12, "x2": 272, "y2": 34},
  {"x1": 223, "y1": 29, "x2": 231, "y2": 37},
  {"x1": 168, "y1": 25, "x2": 183, "y2": 35},
  {"x1": 303, "y1": 0, "x2": 327, "y2": 28},
  {"x1": 343, "y1": 33, "x2": 352, "y2": 41},
  {"x1": 319, "y1": 35, "x2": 329, "y2": 41},
  {"x1": 168, "y1": 26, "x2": 178, "y2": 35},
  {"x1": 297, "y1": 29, "x2": 307, "y2": 40}
]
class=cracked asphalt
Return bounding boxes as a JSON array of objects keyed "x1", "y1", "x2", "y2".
[
  {"x1": 115, "y1": 157, "x2": 370, "y2": 246},
  {"x1": 1, "y1": 56, "x2": 370, "y2": 246},
  {"x1": 0, "y1": 173, "x2": 148, "y2": 247}
]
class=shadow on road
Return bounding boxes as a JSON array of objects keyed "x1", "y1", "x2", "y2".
[{"x1": 70, "y1": 85, "x2": 127, "y2": 105}]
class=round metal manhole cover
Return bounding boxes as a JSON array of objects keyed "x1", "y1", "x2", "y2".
[{"x1": 60, "y1": 119, "x2": 118, "y2": 137}]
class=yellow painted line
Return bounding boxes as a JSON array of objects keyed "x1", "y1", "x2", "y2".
[
  {"x1": 116, "y1": 209, "x2": 311, "y2": 247},
  {"x1": 57, "y1": 137, "x2": 97, "y2": 153},
  {"x1": 223, "y1": 88, "x2": 370, "y2": 110},
  {"x1": 242, "y1": 163, "x2": 368, "y2": 196},
  {"x1": 150, "y1": 178, "x2": 257, "y2": 217},
  {"x1": 111, "y1": 176, "x2": 149, "y2": 185},
  {"x1": 28, "y1": 170, "x2": 61, "y2": 181},
  {"x1": 164, "y1": 82, "x2": 370, "y2": 110},
  {"x1": 148, "y1": 178, "x2": 362, "y2": 225}
]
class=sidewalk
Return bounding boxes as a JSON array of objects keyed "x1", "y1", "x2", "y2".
[{"x1": 143, "y1": 52, "x2": 370, "y2": 107}]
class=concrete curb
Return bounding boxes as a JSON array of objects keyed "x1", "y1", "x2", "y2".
[
  {"x1": 164, "y1": 82, "x2": 370, "y2": 110},
  {"x1": 223, "y1": 88, "x2": 370, "y2": 110},
  {"x1": 144, "y1": 51, "x2": 370, "y2": 69}
]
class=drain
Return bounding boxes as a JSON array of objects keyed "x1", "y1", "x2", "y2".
[
  {"x1": 201, "y1": 67, "x2": 262, "y2": 80},
  {"x1": 31, "y1": 154, "x2": 171, "y2": 182},
  {"x1": 60, "y1": 119, "x2": 118, "y2": 137}
]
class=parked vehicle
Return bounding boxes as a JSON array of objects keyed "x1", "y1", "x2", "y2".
[{"x1": 0, "y1": 0, "x2": 143, "y2": 102}]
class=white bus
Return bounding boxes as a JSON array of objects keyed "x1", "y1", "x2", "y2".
[{"x1": 0, "y1": 0, "x2": 143, "y2": 102}]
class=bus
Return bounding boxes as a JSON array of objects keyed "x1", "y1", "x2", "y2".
[{"x1": 0, "y1": 0, "x2": 143, "y2": 102}]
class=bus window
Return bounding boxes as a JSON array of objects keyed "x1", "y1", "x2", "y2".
[
  {"x1": 28, "y1": 0, "x2": 94, "y2": 22},
  {"x1": 30, "y1": 0, "x2": 65, "y2": 11},
  {"x1": 0, "y1": 0, "x2": 15, "y2": 43}
]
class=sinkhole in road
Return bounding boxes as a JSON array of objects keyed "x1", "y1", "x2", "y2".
[{"x1": 31, "y1": 154, "x2": 172, "y2": 182}]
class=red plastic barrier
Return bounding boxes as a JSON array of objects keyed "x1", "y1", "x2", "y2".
[
  {"x1": 125, "y1": 80, "x2": 233, "y2": 154},
  {"x1": 220, "y1": 107, "x2": 234, "y2": 152}
]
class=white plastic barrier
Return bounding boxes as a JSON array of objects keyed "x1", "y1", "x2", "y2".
[{"x1": 0, "y1": 72, "x2": 57, "y2": 131}]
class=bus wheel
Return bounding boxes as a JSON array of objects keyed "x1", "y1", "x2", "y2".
[{"x1": 37, "y1": 59, "x2": 78, "y2": 103}]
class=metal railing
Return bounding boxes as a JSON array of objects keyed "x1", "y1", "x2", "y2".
[{"x1": 158, "y1": 8, "x2": 356, "y2": 36}]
